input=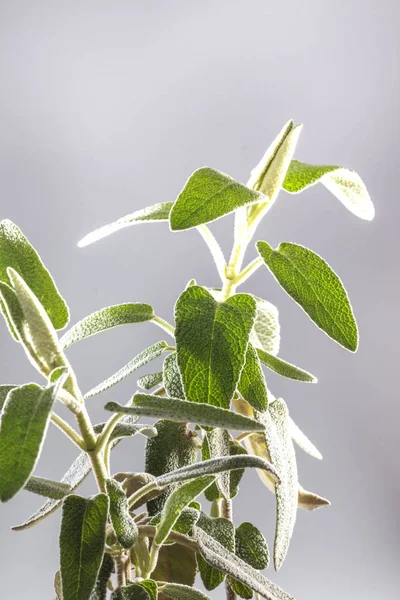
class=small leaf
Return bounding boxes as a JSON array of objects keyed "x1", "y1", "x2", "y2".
[
  {"x1": 238, "y1": 344, "x2": 269, "y2": 410},
  {"x1": 60, "y1": 303, "x2": 154, "y2": 349},
  {"x1": 298, "y1": 485, "x2": 330, "y2": 510},
  {"x1": 85, "y1": 341, "x2": 169, "y2": 398},
  {"x1": 114, "y1": 472, "x2": 161, "y2": 510},
  {"x1": 163, "y1": 352, "x2": 185, "y2": 399},
  {"x1": 54, "y1": 570, "x2": 63, "y2": 600},
  {"x1": 289, "y1": 417, "x2": 322, "y2": 460},
  {"x1": 228, "y1": 578, "x2": 253, "y2": 599},
  {"x1": 106, "y1": 479, "x2": 138, "y2": 549},
  {"x1": 24, "y1": 476, "x2": 72, "y2": 500},
  {"x1": 205, "y1": 429, "x2": 231, "y2": 500},
  {"x1": 161, "y1": 583, "x2": 211, "y2": 600},
  {"x1": 170, "y1": 167, "x2": 264, "y2": 231},
  {"x1": 257, "y1": 241, "x2": 358, "y2": 351},
  {"x1": 196, "y1": 513, "x2": 235, "y2": 590},
  {"x1": 194, "y1": 526, "x2": 294, "y2": 600},
  {"x1": 235, "y1": 522, "x2": 269, "y2": 570},
  {"x1": 151, "y1": 544, "x2": 196, "y2": 586},
  {"x1": 155, "y1": 476, "x2": 215, "y2": 545},
  {"x1": 90, "y1": 553, "x2": 114, "y2": 600},
  {"x1": 250, "y1": 297, "x2": 280, "y2": 356},
  {"x1": 137, "y1": 581, "x2": 158, "y2": 600},
  {"x1": 282, "y1": 159, "x2": 374, "y2": 220},
  {"x1": 175, "y1": 286, "x2": 256, "y2": 408},
  {"x1": 0, "y1": 377, "x2": 66, "y2": 502},
  {"x1": 0, "y1": 219, "x2": 69, "y2": 331},
  {"x1": 78, "y1": 202, "x2": 173, "y2": 247},
  {"x1": 256, "y1": 347, "x2": 316, "y2": 383},
  {"x1": 0, "y1": 385, "x2": 16, "y2": 411},
  {"x1": 137, "y1": 371, "x2": 163, "y2": 391},
  {"x1": 105, "y1": 394, "x2": 266, "y2": 431},
  {"x1": 149, "y1": 506, "x2": 200, "y2": 536},
  {"x1": 111, "y1": 584, "x2": 152, "y2": 600},
  {"x1": 60, "y1": 494, "x2": 109, "y2": 600}
]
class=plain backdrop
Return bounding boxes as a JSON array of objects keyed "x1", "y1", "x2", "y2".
[{"x1": 0, "y1": 2, "x2": 398, "y2": 598}]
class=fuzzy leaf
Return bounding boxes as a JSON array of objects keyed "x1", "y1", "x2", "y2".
[
  {"x1": 24, "y1": 476, "x2": 72, "y2": 500},
  {"x1": 250, "y1": 298, "x2": 280, "y2": 356},
  {"x1": 137, "y1": 581, "x2": 158, "y2": 600},
  {"x1": 235, "y1": 522, "x2": 269, "y2": 570},
  {"x1": 155, "y1": 476, "x2": 215, "y2": 545},
  {"x1": 283, "y1": 159, "x2": 374, "y2": 220},
  {"x1": 256, "y1": 348, "x2": 316, "y2": 383},
  {"x1": 289, "y1": 417, "x2": 322, "y2": 460},
  {"x1": 163, "y1": 352, "x2": 185, "y2": 399},
  {"x1": 111, "y1": 581, "x2": 157, "y2": 600},
  {"x1": 85, "y1": 341, "x2": 169, "y2": 398},
  {"x1": 151, "y1": 544, "x2": 197, "y2": 586},
  {"x1": 106, "y1": 479, "x2": 138, "y2": 549},
  {"x1": 228, "y1": 578, "x2": 253, "y2": 599},
  {"x1": 60, "y1": 494, "x2": 109, "y2": 600},
  {"x1": 0, "y1": 384, "x2": 16, "y2": 411},
  {"x1": 238, "y1": 344, "x2": 269, "y2": 410},
  {"x1": 149, "y1": 506, "x2": 200, "y2": 536},
  {"x1": 60, "y1": 303, "x2": 154, "y2": 349},
  {"x1": 0, "y1": 377, "x2": 66, "y2": 502},
  {"x1": 114, "y1": 472, "x2": 161, "y2": 510},
  {"x1": 106, "y1": 394, "x2": 265, "y2": 431},
  {"x1": 175, "y1": 286, "x2": 256, "y2": 408},
  {"x1": 298, "y1": 485, "x2": 330, "y2": 510},
  {"x1": 137, "y1": 371, "x2": 163, "y2": 391},
  {"x1": 257, "y1": 241, "x2": 358, "y2": 351},
  {"x1": 161, "y1": 583, "x2": 211, "y2": 600},
  {"x1": 0, "y1": 219, "x2": 69, "y2": 332},
  {"x1": 194, "y1": 526, "x2": 294, "y2": 600},
  {"x1": 78, "y1": 202, "x2": 173, "y2": 247},
  {"x1": 90, "y1": 553, "x2": 114, "y2": 600},
  {"x1": 170, "y1": 168, "x2": 264, "y2": 231},
  {"x1": 54, "y1": 570, "x2": 63, "y2": 599},
  {"x1": 205, "y1": 428, "x2": 231, "y2": 499},
  {"x1": 196, "y1": 514, "x2": 235, "y2": 590}
]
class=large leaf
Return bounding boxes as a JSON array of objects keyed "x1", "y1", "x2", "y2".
[
  {"x1": 154, "y1": 476, "x2": 215, "y2": 545},
  {"x1": 175, "y1": 286, "x2": 256, "y2": 408},
  {"x1": 0, "y1": 219, "x2": 69, "y2": 332},
  {"x1": 238, "y1": 344, "x2": 269, "y2": 411},
  {"x1": 85, "y1": 341, "x2": 169, "y2": 398},
  {"x1": 106, "y1": 478, "x2": 138, "y2": 549},
  {"x1": 151, "y1": 543, "x2": 197, "y2": 586},
  {"x1": 106, "y1": 394, "x2": 265, "y2": 431},
  {"x1": 60, "y1": 494, "x2": 109, "y2": 600},
  {"x1": 24, "y1": 475, "x2": 72, "y2": 500},
  {"x1": 60, "y1": 303, "x2": 154, "y2": 349},
  {"x1": 283, "y1": 159, "x2": 374, "y2": 220},
  {"x1": 161, "y1": 583, "x2": 211, "y2": 600},
  {"x1": 90, "y1": 553, "x2": 114, "y2": 600},
  {"x1": 196, "y1": 513, "x2": 235, "y2": 590},
  {"x1": 170, "y1": 168, "x2": 264, "y2": 231},
  {"x1": 78, "y1": 202, "x2": 173, "y2": 247},
  {"x1": 0, "y1": 377, "x2": 65, "y2": 502},
  {"x1": 257, "y1": 241, "x2": 358, "y2": 351},
  {"x1": 195, "y1": 526, "x2": 294, "y2": 600},
  {"x1": 250, "y1": 298, "x2": 280, "y2": 356},
  {"x1": 256, "y1": 347, "x2": 316, "y2": 383}
]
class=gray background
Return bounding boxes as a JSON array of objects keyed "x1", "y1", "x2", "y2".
[{"x1": 0, "y1": 1, "x2": 398, "y2": 598}]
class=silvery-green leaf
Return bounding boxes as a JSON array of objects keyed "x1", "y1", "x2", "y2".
[
  {"x1": 114, "y1": 472, "x2": 162, "y2": 510},
  {"x1": 194, "y1": 526, "x2": 294, "y2": 600},
  {"x1": 149, "y1": 506, "x2": 200, "y2": 536},
  {"x1": 106, "y1": 478, "x2": 138, "y2": 549},
  {"x1": 161, "y1": 583, "x2": 211, "y2": 600},
  {"x1": 205, "y1": 428, "x2": 231, "y2": 500},
  {"x1": 238, "y1": 344, "x2": 269, "y2": 411},
  {"x1": 256, "y1": 348, "x2": 317, "y2": 383},
  {"x1": 196, "y1": 513, "x2": 235, "y2": 590},
  {"x1": 0, "y1": 385, "x2": 16, "y2": 411},
  {"x1": 0, "y1": 376, "x2": 66, "y2": 502},
  {"x1": 289, "y1": 417, "x2": 322, "y2": 460},
  {"x1": 298, "y1": 485, "x2": 330, "y2": 510},
  {"x1": 60, "y1": 303, "x2": 154, "y2": 349},
  {"x1": 78, "y1": 202, "x2": 173, "y2": 247},
  {"x1": 154, "y1": 476, "x2": 215, "y2": 545},
  {"x1": 85, "y1": 341, "x2": 169, "y2": 398},
  {"x1": 283, "y1": 159, "x2": 374, "y2": 220},
  {"x1": 111, "y1": 584, "x2": 152, "y2": 600},
  {"x1": 175, "y1": 286, "x2": 256, "y2": 408},
  {"x1": 235, "y1": 522, "x2": 269, "y2": 570},
  {"x1": 106, "y1": 394, "x2": 265, "y2": 432},
  {"x1": 137, "y1": 371, "x2": 163, "y2": 391},
  {"x1": 24, "y1": 476, "x2": 72, "y2": 500},
  {"x1": 227, "y1": 578, "x2": 253, "y2": 599},
  {"x1": 163, "y1": 352, "x2": 185, "y2": 399},
  {"x1": 0, "y1": 219, "x2": 69, "y2": 333},
  {"x1": 170, "y1": 168, "x2": 264, "y2": 231},
  {"x1": 247, "y1": 120, "x2": 302, "y2": 205},
  {"x1": 202, "y1": 437, "x2": 248, "y2": 501},
  {"x1": 250, "y1": 297, "x2": 280, "y2": 356},
  {"x1": 257, "y1": 241, "x2": 358, "y2": 351}
]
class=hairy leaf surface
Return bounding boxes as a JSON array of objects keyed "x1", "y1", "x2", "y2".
[
  {"x1": 196, "y1": 513, "x2": 235, "y2": 590},
  {"x1": 256, "y1": 347, "x2": 316, "y2": 383},
  {"x1": 106, "y1": 478, "x2": 138, "y2": 549},
  {"x1": 163, "y1": 352, "x2": 185, "y2": 399},
  {"x1": 89, "y1": 553, "x2": 114, "y2": 600},
  {"x1": 137, "y1": 371, "x2": 163, "y2": 391},
  {"x1": 235, "y1": 522, "x2": 269, "y2": 570},
  {"x1": 289, "y1": 417, "x2": 322, "y2": 460},
  {"x1": 250, "y1": 298, "x2": 280, "y2": 356},
  {"x1": 238, "y1": 344, "x2": 269, "y2": 410},
  {"x1": 0, "y1": 384, "x2": 16, "y2": 411},
  {"x1": 161, "y1": 583, "x2": 211, "y2": 600},
  {"x1": 24, "y1": 476, "x2": 72, "y2": 500}
]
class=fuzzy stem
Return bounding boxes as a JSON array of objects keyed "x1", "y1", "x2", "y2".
[
  {"x1": 51, "y1": 413, "x2": 85, "y2": 450},
  {"x1": 197, "y1": 224, "x2": 227, "y2": 281},
  {"x1": 151, "y1": 315, "x2": 175, "y2": 338}
]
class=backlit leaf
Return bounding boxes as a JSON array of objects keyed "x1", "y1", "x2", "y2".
[
  {"x1": 250, "y1": 298, "x2": 280, "y2": 356},
  {"x1": 163, "y1": 352, "x2": 185, "y2": 399},
  {"x1": 0, "y1": 385, "x2": 16, "y2": 411},
  {"x1": 238, "y1": 344, "x2": 269, "y2": 410},
  {"x1": 289, "y1": 417, "x2": 322, "y2": 460},
  {"x1": 256, "y1": 347, "x2": 316, "y2": 383},
  {"x1": 137, "y1": 371, "x2": 163, "y2": 391},
  {"x1": 24, "y1": 476, "x2": 72, "y2": 500}
]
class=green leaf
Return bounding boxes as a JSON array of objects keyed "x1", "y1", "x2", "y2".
[
  {"x1": 78, "y1": 202, "x2": 173, "y2": 247},
  {"x1": 137, "y1": 581, "x2": 158, "y2": 600},
  {"x1": 257, "y1": 241, "x2": 358, "y2": 351},
  {"x1": 163, "y1": 352, "x2": 185, "y2": 399},
  {"x1": 90, "y1": 553, "x2": 114, "y2": 600},
  {"x1": 228, "y1": 441, "x2": 248, "y2": 499},
  {"x1": 60, "y1": 303, "x2": 154, "y2": 349},
  {"x1": 256, "y1": 347, "x2": 316, "y2": 383},
  {"x1": 85, "y1": 341, "x2": 169, "y2": 398},
  {"x1": 145, "y1": 420, "x2": 198, "y2": 516},
  {"x1": 0, "y1": 219, "x2": 69, "y2": 332},
  {"x1": 204, "y1": 428, "x2": 231, "y2": 499},
  {"x1": 175, "y1": 286, "x2": 256, "y2": 408},
  {"x1": 105, "y1": 394, "x2": 266, "y2": 431},
  {"x1": 228, "y1": 578, "x2": 253, "y2": 599},
  {"x1": 106, "y1": 478, "x2": 138, "y2": 549},
  {"x1": 250, "y1": 297, "x2": 280, "y2": 356},
  {"x1": 60, "y1": 494, "x2": 109, "y2": 600},
  {"x1": 196, "y1": 514, "x2": 235, "y2": 590},
  {"x1": 0, "y1": 384, "x2": 16, "y2": 411},
  {"x1": 282, "y1": 159, "x2": 374, "y2": 220},
  {"x1": 170, "y1": 167, "x2": 264, "y2": 231},
  {"x1": 151, "y1": 544, "x2": 196, "y2": 586},
  {"x1": 194, "y1": 526, "x2": 294, "y2": 600},
  {"x1": 161, "y1": 583, "x2": 211, "y2": 600},
  {"x1": 114, "y1": 472, "x2": 161, "y2": 510},
  {"x1": 137, "y1": 371, "x2": 163, "y2": 391},
  {"x1": 289, "y1": 417, "x2": 322, "y2": 460},
  {"x1": 149, "y1": 506, "x2": 200, "y2": 536},
  {"x1": 235, "y1": 522, "x2": 269, "y2": 570},
  {"x1": 247, "y1": 120, "x2": 302, "y2": 203},
  {"x1": 111, "y1": 584, "x2": 152, "y2": 600},
  {"x1": 0, "y1": 377, "x2": 66, "y2": 502},
  {"x1": 238, "y1": 345, "x2": 269, "y2": 410},
  {"x1": 155, "y1": 476, "x2": 214, "y2": 545},
  {"x1": 24, "y1": 475, "x2": 72, "y2": 500}
]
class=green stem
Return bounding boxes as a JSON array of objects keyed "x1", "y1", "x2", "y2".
[
  {"x1": 127, "y1": 481, "x2": 159, "y2": 509},
  {"x1": 197, "y1": 224, "x2": 227, "y2": 281},
  {"x1": 137, "y1": 525, "x2": 199, "y2": 553},
  {"x1": 151, "y1": 315, "x2": 175, "y2": 338},
  {"x1": 51, "y1": 413, "x2": 86, "y2": 450}
]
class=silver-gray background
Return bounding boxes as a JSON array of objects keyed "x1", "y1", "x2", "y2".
[{"x1": 0, "y1": 2, "x2": 398, "y2": 598}]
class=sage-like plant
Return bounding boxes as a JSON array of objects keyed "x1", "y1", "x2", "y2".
[{"x1": 0, "y1": 120, "x2": 374, "y2": 600}]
